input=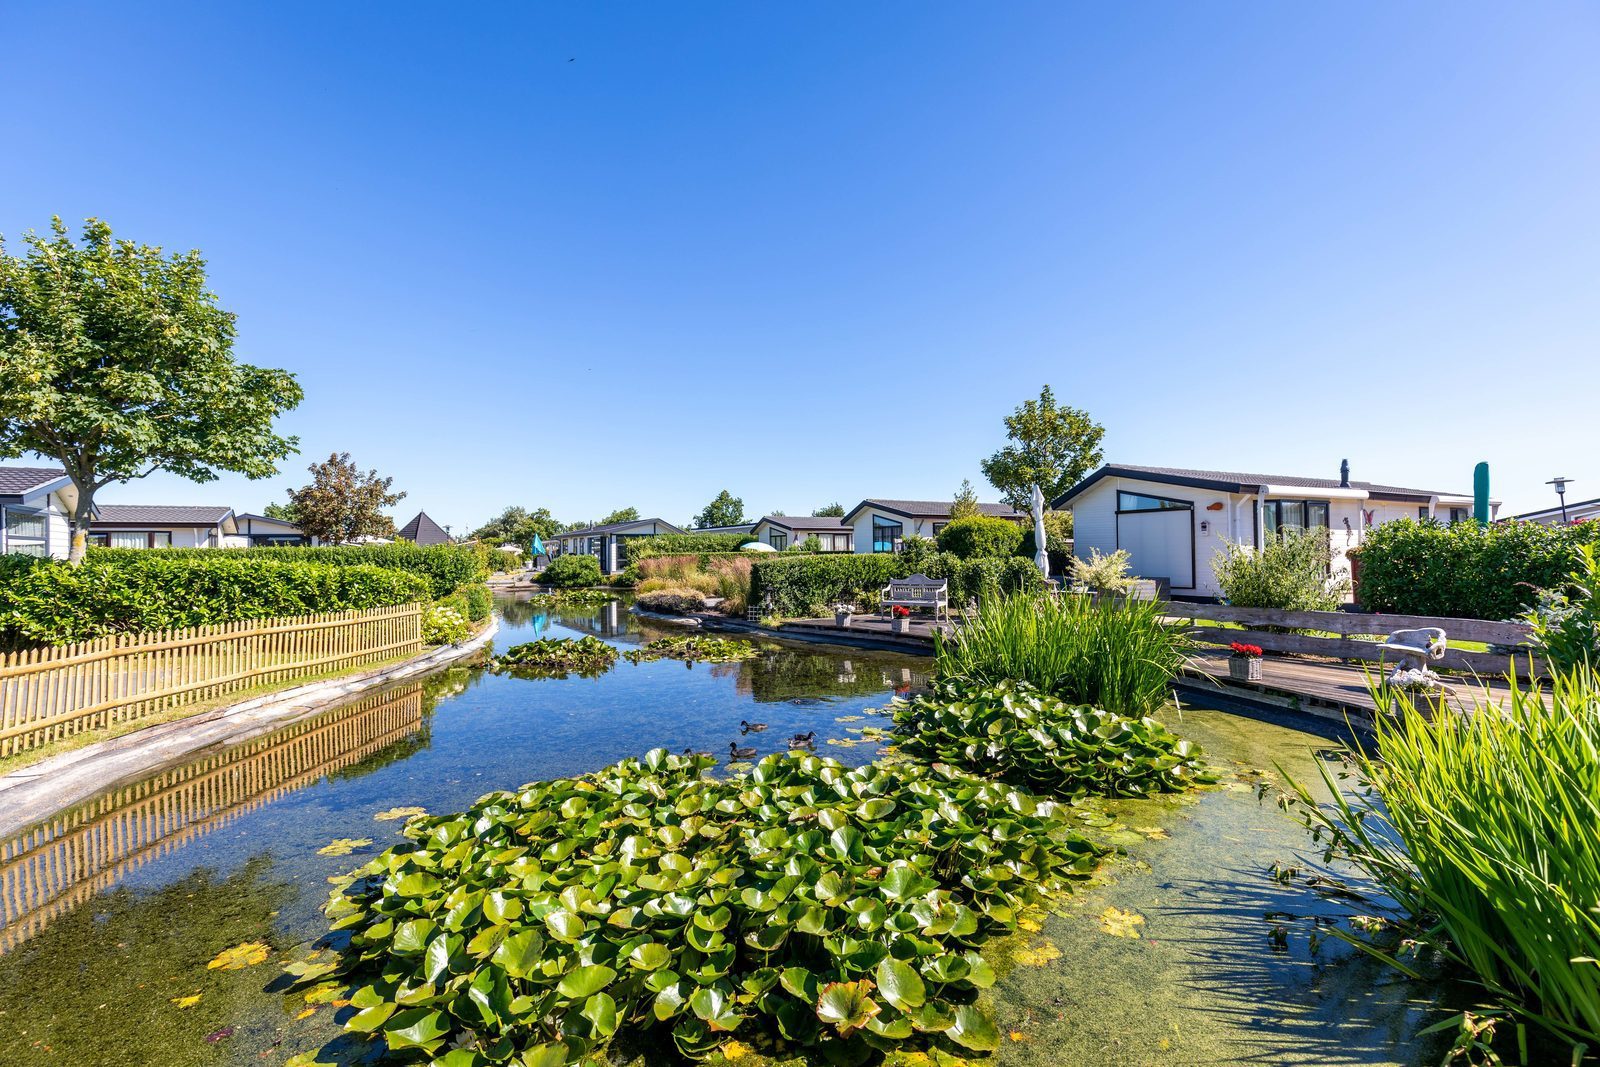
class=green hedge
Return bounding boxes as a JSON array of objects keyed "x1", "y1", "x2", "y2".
[
  {"x1": 749, "y1": 552, "x2": 1045, "y2": 616},
  {"x1": 935, "y1": 516, "x2": 1024, "y2": 559},
  {"x1": 435, "y1": 582, "x2": 493, "y2": 622},
  {"x1": 0, "y1": 554, "x2": 430, "y2": 647},
  {"x1": 159, "y1": 543, "x2": 486, "y2": 599},
  {"x1": 622, "y1": 532, "x2": 754, "y2": 566},
  {"x1": 538, "y1": 554, "x2": 603, "y2": 588},
  {"x1": 1353, "y1": 519, "x2": 1600, "y2": 619}
]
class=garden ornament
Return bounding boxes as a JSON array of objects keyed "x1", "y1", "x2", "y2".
[{"x1": 1382, "y1": 626, "x2": 1447, "y2": 689}]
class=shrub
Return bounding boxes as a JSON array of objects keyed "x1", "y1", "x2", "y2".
[
  {"x1": 622, "y1": 532, "x2": 753, "y2": 566},
  {"x1": 638, "y1": 555, "x2": 703, "y2": 584},
  {"x1": 1068, "y1": 548, "x2": 1134, "y2": 595},
  {"x1": 322, "y1": 749, "x2": 1103, "y2": 1064},
  {"x1": 934, "y1": 593, "x2": 1188, "y2": 716},
  {"x1": 890, "y1": 679, "x2": 1210, "y2": 798},
  {"x1": 538, "y1": 554, "x2": 603, "y2": 588},
  {"x1": 636, "y1": 573, "x2": 719, "y2": 596},
  {"x1": 750, "y1": 555, "x2": 904, "y2": 617},
  {"x1": 436, "y1": 582, "x2": 493, "y2": 622},
  {"x1": 421, "y1": 604, "x2": 470, "y2": 645},
  {"x1": 707, "y1": 555, "x2": 753, "y2": 616},
  {"x1": 1352, "y1": 518, "x2": 1600, "y2": 619},
  {"x1": 1286, "y1": 667, "x2": 1600, "y2": 1053},
  {"x1": 1018, "y1": 510, "x2": 1073, "y2": 575},
  {"x1": 898, "y1": 535, "x2": 939, "y2": 571},
  {"x1": 1524, "y1": 543, "x2": 1600, "y2": 671},
  {"x1": 1212, "y1": 529, "x2": 1348, "y2": 611},
  {"x1": 0, "y1": 553, "x2": 430, "y2": 647},
  {"x1": 916, "y1": 553, "x2": 1044, "y2": 606},
  {"x1": 935, "y1": 516, "x2": 1023, "y2": 559},
  {"x1": 242, "y1": 543, "x2": 485, "y2": 598},
  {"x1": 634, "y1": 587, "x2": 707, "y2": 614}
]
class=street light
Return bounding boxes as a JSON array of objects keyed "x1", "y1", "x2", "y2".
[{"x1": 1546, "y1": 477, "x2": 1574, "y2": 524}]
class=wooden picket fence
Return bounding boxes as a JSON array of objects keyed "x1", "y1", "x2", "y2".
[{"x1": 0, "y1": 603, "x2": 423, "y2": 757}]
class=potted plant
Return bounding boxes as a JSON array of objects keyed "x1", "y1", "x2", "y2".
[
  {"x1": 891, "y1": 605, "x2": 912, "y2": 634},
  {"x1": 1228, "y1": 641, "x2": 1264, "y2": 682},
  {"x1": 833, "y1": 602, "x2": 855, "y2": 628}
]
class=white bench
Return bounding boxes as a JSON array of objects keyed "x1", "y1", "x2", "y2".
[{"x1": 881, "y1": 574, "x2": 949, "y2": 621}]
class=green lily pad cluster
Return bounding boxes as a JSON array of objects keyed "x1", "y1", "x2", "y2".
[
  {"x1": 490, "y1": 636, "x2": 619, "y2": 679},
  {"x1": 322, "y1": 748, "x2": 1102, "y2": 1064},
  {"x1": 524, "y1": 589, "x2": 614, "y2": 607},
  {"x1": 889, "y1": 679, "x2": 1212, "y2": 799},
  {"x1": 622, "y1": 635, "x2": 766, "y2": 664}
]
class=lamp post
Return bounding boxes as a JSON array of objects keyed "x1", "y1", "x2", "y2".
[{"x1": 1546, "y1": 477, "x2": 1573, "y2": 524}]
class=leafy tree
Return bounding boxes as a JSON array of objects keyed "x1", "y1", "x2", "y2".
[
  {"x1": 263, "y1": 501, "x2": 300, "y2": 523},
  {"x1": 471, "y1": 505, "x2": 562, "y2": 545},
  {"x1": 811, "y1": 502, "x2": 846, "y2": 517},
  {"x1": 949, "y1": 479, "x2": 981, "y2": 522},
  {"x1": 694, "y1": 490, "x2": 747, "y2": 529},
  {"x1": 0, "y1": 217, "x2": 303, "y2": 564},
  {"x1": 597, "y1": 507, "x2": 639, "y2": 526},
  {"x1": 981, "y1": 384, "x2": 1104, "y2": 564},
  {"x1": 287, "y1": 452, "x2": 404, "y2": 544}
]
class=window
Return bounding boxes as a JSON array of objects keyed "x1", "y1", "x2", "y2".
[
  {"x1": 1449, "y1": 507, "x2": 1469, "y2": 524},
  {"x1": 89, "y1": 530, "x2": 172, "y2": 549},
  {"x1": 588, "y1": 537, "x2": 604, "y2": 556},
  {"x1": 1418, "y1": 506, "x2": 1430, "y2": 520},
  {"x1": 931, "y1": 522, "x2": 946, "y2": 537},
  {"x1": 770, "y1": 532, "x2": 788, "y2": 551},
  {"x1": 1264, "y1": 500, "x2": 1331, "y2": 537},
  {"x1": 826, "y1": 534, "x2": 852, "y2": 552},
  {"x1": 3, "y1": 508, "x2": 47, "y2": 557},
  {"x1": 1117, "y1": 492, "x2": 1191, "y2": 512},
  {"x1": 872, "y1": 517, "x2": 903, "y2": 554}
]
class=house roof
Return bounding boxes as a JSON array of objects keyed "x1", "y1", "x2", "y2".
[
  {"x1": 1053, "y1": 464, "x2": 1481, "y2": 509},
  {"x1": 1509, "y1": 497, "x2": 1600, "y2": 523},
  {"x1": 0, "y1": 465, "x2": 72, "y2": 501},
  {"x1": 757, "y1": 514, "x2": 851, "y2": 532},
  {"x1": 560, "y1": 518, "x2": 685, "y2": 538},
  {"x1": 845, "y1": 499, "x2": 1022, "y2": 522},
  {"x1": 694, "y1": 523, "x2": 757, "y2": 535},
  {"x1": 93, "y1": 505, "x2": 235, "y2": 527},
  {"x1": 396, "y1": 510, "x2": 453, "y2": 546}
]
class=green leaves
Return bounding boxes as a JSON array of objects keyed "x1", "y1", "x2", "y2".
[
  {"x1": 948, "y1": 1003, "x2": 1002, "y2": 1051},
  {"x1": 815, "y1": 979, "x2": 880, "y2": 1037},
  {"x1": 491, "y1": 637, "x2": 618, "y2": 679},
  {"x1": 557, "y1": 964, "x2": 615, "y2": 999},
  {"x1": 874, "y1": 958, "x2": 926, "y2": 1011}
]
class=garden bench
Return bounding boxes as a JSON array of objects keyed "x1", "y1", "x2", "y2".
[{"x1": 881, "y1": 574, "x2": 949, "y2": 621}]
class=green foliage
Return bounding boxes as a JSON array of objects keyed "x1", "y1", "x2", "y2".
[
  {"x1": 470, "y1": 505, "x2": 563, "y2": 546},
  {"x1": 286, "y1": 452, "x2": 404, "y2": 544},
  {"x1": 811, "y1": 502, "x2": 846, "y2": 518},
  {"x1": 1019, "y1": 510, "x2": 1074, "y2": 573},
  {"x1": 521, "y1": 588, "x2": 614, "y2": 608},
  {"x1": 262, "y1": 501, "x2": 300, "y2": 523},
  {"x1": 596, "y1": 507, "x2": 640, "y2": 526},
  {"x1": 436, "y1": 582, "x2": 493, "y2": 623},
  {"x1": 635, "y1": 588, "x2": 708, "y2": 615},
  {"x1": 421, "y1": 605, "x2": 471, "y2": 645},
  {"x1": 1285, "y1": 667, "x2": 1600, "y2": 1052},
  {"x1": 934, "y1": 594, "x2": 1188, "y2": 717},
  {"x1": 1212, "y1": 529, "x2": 1348, "y2": 611},
  {"x1": 623, "y1": 534, "x2": 754, "y2": 566},
  {"x1": 321, "y1": 749, "x2": 1102, "y2": 1063},
  {"x1": 693, "y1": 490, "x2": 747, "y2": 529},
  {"x1": 0, "y1": 552, "x2": 429, "y2": 647},
  {"x1": 1524, "y1": 543, "x2": 1600, "y2": 671},
  {"x1": 1068, "y1": 548, "x2": 1134, "y2": 595},
  {"x1": 491, "y1": 635, "x2": 618, "y2": 678},
  {"x1": 1353, "y1": 518, "x2": 1600, "y2": 619},
  {"x1": 0, "y1": 217, "x2": 303, "y2": 563},
  {"x1": 539, "y1": 554, "x2": 603, "y2": 588},
  {"x1": 623, "y1": 635, "x2": 766, "y2": 663},
  {"x1": 750, "y1": 555, "x2": 905, "y2": 617},
  {"x1": 949, "y1": 479, "x2": 982, "y2": 522},
  {"x1": 979, "y1": 384, "x2": 1104, "y2": 515},
  {"x1": 890, "y1": 680, "x2": 1210, "y2": 798},
  {"x1": 935, "y1": 516, "x2": 1023, "y2": 560},
  {"x1": 912, "y1": 553, "x2": 1045, "y2": 607},
  {"x1": 243, "y1": 543, "x2": 485, "y2": 598}
]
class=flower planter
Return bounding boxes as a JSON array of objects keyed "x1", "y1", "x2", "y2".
[
  {"x1": 834, "y1": 612, "x2": 853, "y2": 629},
  {"x1": 1228, "y1": 656, "x2": 1262, "y2": 682},
  {"x1": 891, "y1": 617, "x2": 912, "y2": 635}
]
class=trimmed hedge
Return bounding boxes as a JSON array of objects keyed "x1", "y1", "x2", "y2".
[
  {"x1": 538, "y1": 554, "x2": 602, "y2": 588},
  {"x1": 1353, "y1": 519, "x2": 1600, "y2": 619},
  {"x1": 171, "y1": 543, "x2": 487, "y2": 599},
  {"x1": 622, "y1": 532, "x2": 754, "y2": 566},
  {"x1": 0, "y1": 554, "x2": 430, "y2": 647},
  {"x1": 936, "y1": 515, "x2": 1024, "y2": 559},
  {"x1": 749, "y1": 552, "x2": 1045, "y2": 617}
]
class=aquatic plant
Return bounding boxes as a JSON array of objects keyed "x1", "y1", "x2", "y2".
[
  {"x1": 521, "y1": 588, "x2": 614, "y2": 607},
  {"x1": 934, "y1": 593, "x2": 1188, "y2": 717},
  {"x1": 320, "y1": 749, "x2": 1102, "y2": 1063},
  {"x1": 490, "y1": 635, "x2": 618, "y2": 679},
  {"x1": 623, "y1": 635, "x2": 766, "y2": 664},
  {"x1": 1285, "y1": 667, "x2": 1600, "y2": 1052},
  {"x1": 889, "y1": 680, "x2": 1210, "y2": 799}
]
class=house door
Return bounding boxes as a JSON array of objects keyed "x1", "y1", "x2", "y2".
[{"x1": 1117, "y1": 508, "x2": 1195, "y2": 590}]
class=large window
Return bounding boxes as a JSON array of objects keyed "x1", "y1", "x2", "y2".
[
  {"x1": 770, "y1": 532, "x2": 788, "y2": 551},
  {"x1": 1117, "y1": 491, "x2": 1191, "y2": 512},
  {"x1": 88, "y1": 531, "x2": 173, "y2": 549},
  {"x1": 872, "y1": 517, "x2": 903, "y2": 554},
  {"x1": 3, "y1": 507, "x2": 47, "y2": 557},
  {"x1": 1264, "y1": 500, "x2": 1330, "y2": 537}
]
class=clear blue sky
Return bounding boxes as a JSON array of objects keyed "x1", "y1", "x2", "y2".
[{"x1": 5, "y1": 2, "x2": 1597, "y2": 528}]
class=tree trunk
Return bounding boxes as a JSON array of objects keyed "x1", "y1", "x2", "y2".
[{"x1": 68, "y1": 488, "x2": 96, "y2": 566}]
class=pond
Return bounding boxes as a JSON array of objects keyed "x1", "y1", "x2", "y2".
[{"x1": 0, "y1": 595, "x2": 1443, "y2": 1065}]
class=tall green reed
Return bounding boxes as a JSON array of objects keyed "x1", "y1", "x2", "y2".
[
  {"x1": 933, "y1": 593, "x2": 1189, "y2": 717},
  {"x1": 1288, "y1": 668, "x2": 1600, "y2": 1051}
]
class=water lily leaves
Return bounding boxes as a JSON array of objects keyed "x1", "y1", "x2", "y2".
[
  {"x1": 581, "y1": 991, "x2": 619, "y2": 1036},
  {"x1": 1011, "y1": 939, "x2": 1062, "y2": 966},
  {"x1": 628, "y1": 942, "x2": 671, "y2": 971},
  {"x1": 493, "y1": 929, "x2": 544, "y2": 977},
  {"x1": 557, "y1": 964, "x2": 616, "y2": 999},
  {"x1": 169, "y1": 994, "x2": 202, "y2": 1008},
  {"x1": 874, "y1": 957, "x2": 926, "y2": 1010},
  {"x1": 383, "y1": 1007, "x2": 449, "y2": 1051},
  {"x1": 374, "y1": 806, "x2": 427, "y2": 821},
  {"x1": 947, "y1": 1004, "x2": 1001, "y2": 1051},
  {"x1": 544, "y1": 909, "x2": 585, "y2": 942},
  {"x1": 689, "y1": 984, "x2": 745, "y2": 1032},
  {"x1": 520, "y1": 1043, "x2": 570, "y2": 1067},
  {"x1": 780, "y1": 966, "x2": 819, "y2": 1002},
  {"x1": 1100, "y1": 905, "x2": 1146, "y2": 938},
  {"x1": 394, "y1": 871, "x2": 441, "y2": 897},
  {"x1": 345, "y1": 1002, "x2": 396, "y2": 1033},
  {"x1": 317, "y1": 838, "x2": 372, "y2": 856},
  {"x1": 816, "y1": 979, "x2": 880, "y2": 1037},
  {"x1": 207, "y1": 941, "x2": 270, "y2": 970}
]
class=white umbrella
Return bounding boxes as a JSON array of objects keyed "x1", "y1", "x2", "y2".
[
  {"x1": 742, "y1": 541, "x2": 778, "y2": 552},
  {"x1": 1031, "y1": 484, "x2": 1050, "y2": 577}
]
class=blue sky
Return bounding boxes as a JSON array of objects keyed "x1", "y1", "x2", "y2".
[{"x1": 4, "y1": 2, "x2": 1597, "y2": 528}]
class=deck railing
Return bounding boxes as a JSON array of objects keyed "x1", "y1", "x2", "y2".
[{"x1": 0, "y1": 603, "x2": 423, "y2": 757}]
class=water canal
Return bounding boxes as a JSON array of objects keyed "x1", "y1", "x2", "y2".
[{"x1": 0, "y1": 595, "x2": 1443, "y2": 1065}]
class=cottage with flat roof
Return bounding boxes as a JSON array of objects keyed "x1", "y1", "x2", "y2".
[
  {"x1": 841, "y1": 498, "x2": 1022, "y2": 555},
  {"x1": 749, "y1": 515, "x2": 854, "y2": 553}
]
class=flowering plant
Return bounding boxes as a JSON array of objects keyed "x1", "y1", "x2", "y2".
[
  {"x1": 1229, "y1": 642, "x2": 1264, "y2": 658},
  {"x1": 892, "y1": 606, "x2": 911, "y2": 618}
]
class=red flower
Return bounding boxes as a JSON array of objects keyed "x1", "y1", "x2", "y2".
[
  {"x1": 1229, "y1": 642, "x2": 1263, "y2": 658},
  {"x1": 892, "y1": 606, "x2": 911, "y2": 618}
]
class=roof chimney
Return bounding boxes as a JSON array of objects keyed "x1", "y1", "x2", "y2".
[{"x1": 1339, "y1": 459, "x2": 1350, "y2": 488}]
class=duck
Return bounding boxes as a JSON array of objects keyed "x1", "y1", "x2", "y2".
[
  {"x1": 740, "y1": 720, "x2": 768, "y2": 733},
  {"x1": 729, "y1": 742, "x2": 758, "y2": 760},
  {"x1": 787, "y1": 731, "x2": 817, "y2": 750},
  {"x1": 681, "y1": 747, "x2": 712, "y2": 758}
]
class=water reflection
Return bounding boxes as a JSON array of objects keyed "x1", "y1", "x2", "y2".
[{"x1": 0, "y1": 681, "x2": 431, "y2": 955}]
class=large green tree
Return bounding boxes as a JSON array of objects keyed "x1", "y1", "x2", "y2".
[
  {"x1": 0, "y1": 218, "x2": 303, "y2": 563},
  {"x1": 287, "y1": 452, "x2": 404, "y2": 544},
  {"x1": 596, "y1": 507, "x2": 639, "y2": 526},
  {"x1": 981, "y1": 385, "x2": 1104, "y2": 514},
  {"x1": 811, "y1": 502, "x2": 846, "y2": 517},
  {"x1": 471, "y1": 505, "x2": 562, "y2": 545},
  {"x1": 693, "y1": 489, "x2": 747, "y2": 529}
]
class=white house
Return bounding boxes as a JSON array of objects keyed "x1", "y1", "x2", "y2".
[
  {"x1": 842, "y1": 499, "x2": 1023, "y2": 555},
  {"x1": 1055, "y1": 462, "x2": 1500, "y2": 600},
  {"x1": 90, "y1": 505, "x2": 246, "y2": 549},
  {"x1": 1510, "y1": 497, "x2": 1600, "y2": 526},
  {"x1": 749, "y1": 515, "x2": 854, "y2": 553},
  {"x1": 235, "y1": 512, "x2": 319, "y2": 546},
  {"x1": 553, "y1": 518, "x2": 682, "y2": 576},
  {"x1": 0, "y1": 466, "x2": 79, "y2": 559}
]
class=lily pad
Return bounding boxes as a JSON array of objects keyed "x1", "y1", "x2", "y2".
[
  {"x1": 206, "y1": 941, "x2": 270, "y2": 970},
  {"x1": 316, "y1": 838, "x2": 372, "y2": 857},
  {"x1": 1100, "y1": 905, "x2": 1146, "y2": 938}
]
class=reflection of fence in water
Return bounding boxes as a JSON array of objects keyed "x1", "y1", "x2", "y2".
[{"x1": 0, "y1": 683, "x2": 426, "y2": 955}]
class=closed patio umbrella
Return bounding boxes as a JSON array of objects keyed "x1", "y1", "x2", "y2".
[
  {"x1": 529, "y1": 534, "x2": 546, "y2": 557},
  {"x1": 1031, "y1": 484, "x2": 1049, "y2": 577}
]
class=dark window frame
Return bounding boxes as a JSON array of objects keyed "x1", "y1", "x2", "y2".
[
  {"x1": 872, "y1": 517, "x2": 903, "y2": 554},
  {"x1": 1116, "y1": 491, "x2": 1193, "y2": 514}
]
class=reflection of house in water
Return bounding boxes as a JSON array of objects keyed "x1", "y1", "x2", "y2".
[
  {"x1": 546, "y1": 601, "x2": 626, "y2": 639},
  {"x1": 732, "y1": 650, "x2": 928, "y2": 704},
  {"x1": 0, "y1": 683, "x2": 428, "y2": 955}
]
